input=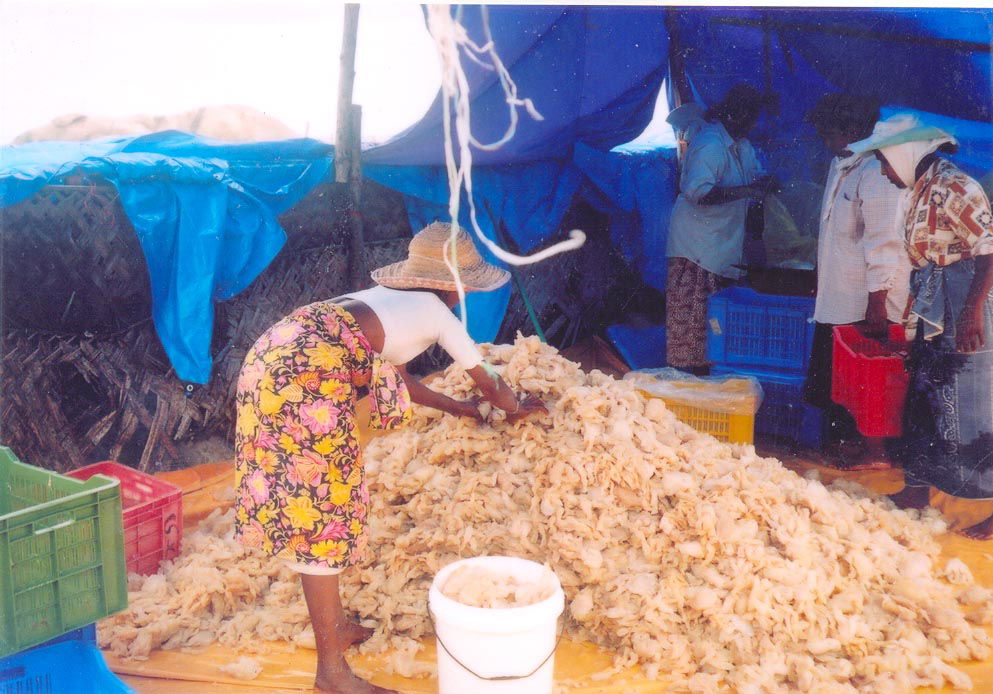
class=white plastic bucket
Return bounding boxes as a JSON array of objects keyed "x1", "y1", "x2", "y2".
[{"x1": 428, "y1": 556, "x2": 565, "y2": 694}]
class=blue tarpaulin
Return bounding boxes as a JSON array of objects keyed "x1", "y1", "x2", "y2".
[
  {"x1": 2, "y1": 6, "x2": 991, "y2": 384},
  {"x1": 366, "y1": 5, "x2": 993, "y2": 336},
  {"x1": 0, "y1": 132, "x2": 331, "y2": 383},
  {"x1": 365, "y1": 6, "x2": 670, "y2": 166},
  {"x1": 364, "y1": 5, "x2": 673, "y2": 340},
  {"x1": 672, "y1": 7, "x2": 993, "y2": 182}
]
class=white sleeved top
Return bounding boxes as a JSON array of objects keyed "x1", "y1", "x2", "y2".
[
  {"x1": 813, "y1": 154, "x2": 910, "y2": 325},
  {"x1": 342, "y1": 286, "x2": 483, "y2": 369}
]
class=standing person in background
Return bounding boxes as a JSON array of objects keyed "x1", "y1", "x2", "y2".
[
  {"x1": 234, "y1": 222, "x2": 545, "y2": 694},
  {"x1": 665, "y1": 83, "x2": 779, "y2": 374},
  {"x1": 850, "y1": 113, "x2": 993, "y2": 540},
  {"x1": 803, "y1": 94, "x2": 910, "y2": 470}
]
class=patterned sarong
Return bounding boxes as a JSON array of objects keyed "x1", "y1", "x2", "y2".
[
  {"x1": 901, "y1": 262, "x2": 993, "y2": 499},
  {"x1": 234, "y1": 302, "x2": 411, "y2": 569},
  {"x1": 665, "y1": 257, "x2": 731, "y2": 369}
]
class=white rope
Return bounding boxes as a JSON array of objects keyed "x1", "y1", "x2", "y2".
[{"x1": 426, "y1": 4, "x2": 586, "y2": 325}]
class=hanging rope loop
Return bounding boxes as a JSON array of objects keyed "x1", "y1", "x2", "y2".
[{"x1": 426, "y1": 4, "x2": 586, "y2": 325}]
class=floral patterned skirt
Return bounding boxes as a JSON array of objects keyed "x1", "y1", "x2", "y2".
[{"x1": 234, "y1": 301, "x2": 411, "y2": 570}]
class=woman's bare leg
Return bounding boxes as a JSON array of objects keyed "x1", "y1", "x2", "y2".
[
  {"x1": 855, "y1": 436, "x2": 894, "y2": 470},
  {"x1": 300, "y1": 573, "x2": 396, "y2": 694}
]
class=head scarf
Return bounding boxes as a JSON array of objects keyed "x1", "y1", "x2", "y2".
[
  {"x1": 848, "y1": 113, "x2": 956, "y2": 187},
  {"x1": 878, "y1": 137, "x2": 955, "y2": 188}
]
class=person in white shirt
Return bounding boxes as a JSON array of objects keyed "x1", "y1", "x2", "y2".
[
  {"x1": 665, "y1": 84, "x2": 779, "y2": 373},
  {"x1": 803, "y1": 94, "x2": 910, "y2": 469},
  {"x1": 234, "y1": 222, "x2": 544, "y2": 694}
]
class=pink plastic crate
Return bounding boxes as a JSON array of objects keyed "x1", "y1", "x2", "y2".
[
  {"x1": 831, "y1": 325, "x2": 909, "y2": 438},
  {"x1": 66, "y1": 462, "x2": 182, "y2": 575}
]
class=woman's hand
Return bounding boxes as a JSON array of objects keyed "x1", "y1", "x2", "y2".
[
  {"x1": 504, "y1": 394, "x2": 548, "y2": 424},
  {"x1": 456, "y1": 396, "x2": 486, "y2": 423},
  {"x1": 958, "y1": 255, "x2": 993, "y2": 354},
  {"x1": 956, "y1": 303, "x2": 986, "y2": 353},
  {"x1": 752, "y1": 174, "x2": 782, "y2": 196},
  {"x1": 465, "y1": 363, "x2": 547, "y2": 423},
  {"x1": 864, "y1": 290, "x2": 889, "y2": 337}
]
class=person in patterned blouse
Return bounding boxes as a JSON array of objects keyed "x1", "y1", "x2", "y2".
[{"x1": 851, "y1": 113, "x2": 993, "y2": 540}]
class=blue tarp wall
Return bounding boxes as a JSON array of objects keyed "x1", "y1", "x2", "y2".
[
  {"x1": 0, "y1": 133, "x2": 332, "y2": 383},
  {"x1": 2, "y1": 6, "x2": 991, "y2": 384}
]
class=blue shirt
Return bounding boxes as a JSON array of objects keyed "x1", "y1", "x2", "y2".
[{"x1": 666, "y1": 121, "x2": 764, "y2": 278}]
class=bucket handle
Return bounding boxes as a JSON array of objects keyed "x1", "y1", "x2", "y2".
[{"x1": 428, "y1": 608, "x2": 564, "y2": 681}]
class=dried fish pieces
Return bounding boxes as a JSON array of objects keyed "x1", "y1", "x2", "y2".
[
  {"x1": 101, "y1": 336, "x2": 991, "y2": 693},
  {"x1": 98, "y1": 508, "x2": 313, "y2": 660},
  {"x1": 342, "y1": 336, "x2": 992, "y2": 692},
  {"x1": 945, "y1": 558, "x2": 975, "y2": 586},
  {"x1": 219, "y1": 656, "x2": 263, "y2": 680},
  {"x1": 440, "y1": 564, "x2": 557, "y2": 608}
]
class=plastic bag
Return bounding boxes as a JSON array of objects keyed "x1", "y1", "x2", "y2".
[
  {"x1": 763, "y1": 192, "x2": 818, "y2": 269},
  {"x1": 623, "y1": 368, "x2": 764, "y2": 415}
]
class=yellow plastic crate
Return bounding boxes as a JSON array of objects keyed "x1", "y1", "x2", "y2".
[
  {"x1": 631, "y1": 373, "x2": 758, "y2": 445},
  {"x1": 657, "y1": 398, "x2": 754, "y2": 444}
]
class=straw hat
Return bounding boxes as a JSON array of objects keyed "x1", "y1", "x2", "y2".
[{"x1": 370, "y1": 222, "x2": 511, "y2": 292}]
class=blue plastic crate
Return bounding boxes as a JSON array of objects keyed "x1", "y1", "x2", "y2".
[
  {"x1": 713, "y1": 365, "x2": 822, "y2": 450},
  {"x1": 27, "y1": 624, "x2": 96, "y2": 651},
  {"x1": 0, "y1": 640, "x2": 133, "y2": 694},
  {"x1": 605, "y1": 323, "x2": 667, "y2": 370},
  {"x1": 706, "y1": 287, "x2": 816, "y2": 372}
]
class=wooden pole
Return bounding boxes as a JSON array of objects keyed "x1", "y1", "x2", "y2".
[
  {"x1": 665, "y1": 9, "x2": 691, "y2": 108},
  {"x1": 335, "y1": 4, "x2": 359, "y2": 184},
  {"x1": 346, "y1": 104, "x2": 366, "y2": 288},
  {"x1": 335, "y1": 4, "x2": 367, "y2": 288}
]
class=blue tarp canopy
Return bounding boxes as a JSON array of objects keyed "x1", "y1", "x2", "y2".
[
  {"x1": 365, "y1": 5, "x2": 993, "y2": 347},
  {"x1": 2, "y1": 6, "x2": 990, "y2": 384},
  {"x1": 365, "y1": 6, "x2": 669, "y2": 166},
  {"x1": 672, "y1": 7, "x2": 993, "y2": 181},
  {"x1": 0, "y1": 132, "x2": 331, "y2": 383}
]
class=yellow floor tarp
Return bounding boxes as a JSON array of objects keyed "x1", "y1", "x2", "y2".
[{"x1": 111, "y1": 385, "x2": 993, "y2": 693}]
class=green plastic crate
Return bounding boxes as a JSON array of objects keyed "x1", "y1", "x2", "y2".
[{"x1": 0, "y1": 446, "x2": 128, "y2": 657}]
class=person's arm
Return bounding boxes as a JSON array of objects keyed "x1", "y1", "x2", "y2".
[
  {"x1": 697, "y1": 139, "x2": 778, "y2": 206},
  {"x1": 860, "y1": 166, "x2": 908, "y2": 335},
  {"x1": 466, "y1": 364, "x2": 546, "y2": 424},
  {"x1": 939, "y1": 176, "x2": 993, "y2": 353},
  {"x1": 698, "y1": 184, "x2": 760, "y2": 206},
  {"x1": 397, "y1": 364, "x2": 482, "y2": 420},
  {"x1": 699, "y1": 177, "x2": 779, "y2": 206},
  {"x1": 432, "y1": 305, "x2": 546, "y2": 422},
  {"x1": 958, "y1": 254, "x2": 993, "y2": 353}
]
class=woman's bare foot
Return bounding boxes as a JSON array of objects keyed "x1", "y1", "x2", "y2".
[
  {"x1": 957, "y1": 514, "x2": 993, "y2": 541},
  {"x1": 314, "y1": 665, "x2": 398, "y2": 694},
  {"x1": 341, "y1": 622, "x2": 374, "y2": 647},
  {"x1": 832, "y1": 456, "x2": 893, "y2": 471},
  {"x1": 300, "y1": 573, "x2": 391, "y2": 694},
  {"x1": 888, "y1": 485, "x2": 931, "y2": 510}
]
